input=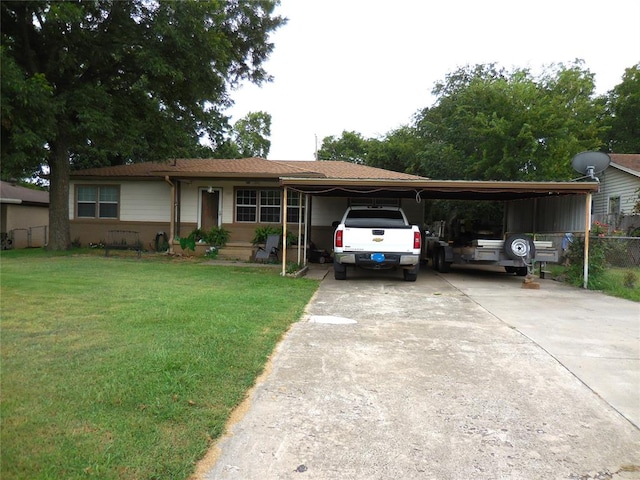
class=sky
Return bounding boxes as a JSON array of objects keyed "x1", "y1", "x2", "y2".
[{"x1": 228, "y1": 0, "x2": 640, "y2": 161}]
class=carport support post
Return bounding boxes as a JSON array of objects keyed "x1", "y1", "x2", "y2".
[
  {"x1": 282, "y1": 187, "x2": 288, "y2": 276},
  {"x1": 583, "y1": 192, "x2": 591, "y2": 289}
]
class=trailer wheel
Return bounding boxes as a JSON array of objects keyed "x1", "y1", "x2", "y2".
[
  {"x1": 438, "y1": 249, "x2": 451, "y2": 273},
  {"x1": 504, "y1": 234, "x2": 535, "y2": 261},
  {"x1": 432, "y1": 251, "x2": 440, "y2": 271}
]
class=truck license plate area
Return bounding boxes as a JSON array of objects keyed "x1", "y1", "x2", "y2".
[{"x1": 371, "y1": 253, "x2": 385, "y2": 263}]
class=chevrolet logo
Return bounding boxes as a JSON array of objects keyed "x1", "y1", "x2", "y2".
[{"x1": 372, "y1": 238, "x2": 384, "y2": 242}]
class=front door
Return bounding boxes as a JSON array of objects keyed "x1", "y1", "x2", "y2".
[{"x1": 201, "y1": 190, "x2": 219, "y2": 230}]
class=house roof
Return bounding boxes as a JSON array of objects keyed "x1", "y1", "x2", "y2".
[
  {"x1": 69, "y1": 157, "x2": 424, "y2": 181},
  {"x1": 609, "y1": 154, "x2": 640, "y2": 177},
  {"x1": 69, "y1": 157, "x2": 600, "y2": 201},
  {"x1": 0, "y1": 180, "x2": 49, "y2": 206}
]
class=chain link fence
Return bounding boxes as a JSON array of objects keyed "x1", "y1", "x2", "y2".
[
  {"x1": 2, "y1": 225, "x2": 48, "y2": 249},
  {"x1": 535, "y1": 233, "x2": 640, "y2": 269}
]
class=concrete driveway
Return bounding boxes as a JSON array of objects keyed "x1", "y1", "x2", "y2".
[{"x1": 198, "y1": 265, "x2": 640, "y2": 480}]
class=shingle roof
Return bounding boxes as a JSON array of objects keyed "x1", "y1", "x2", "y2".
[
  {"x1": 69, "y1": 157, "x2": 426, "y2": 180},
  {"x1": 0, "y1": 181, "x2": 49, "y2": 205},
  {"x1": 609, "y1": 154, "x2": 640, "y2": 174}
]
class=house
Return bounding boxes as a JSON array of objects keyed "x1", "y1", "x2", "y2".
[
  {"x1": 68, "y1": 158, "x2": 426, "y2": 257},
  {"x1": 592, "y1": 153, "x2": 640, "y2": 234},
  {"x1": 68, "y1": 157, "x2": 600, "y2": 263},
  {"x1": 0, "y1": 180, "x2": 49, "y2": 249}
]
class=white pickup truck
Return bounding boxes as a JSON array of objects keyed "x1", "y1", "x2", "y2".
[{"x1": 333, "y1": 206, "x2": 421, "y2": 281}]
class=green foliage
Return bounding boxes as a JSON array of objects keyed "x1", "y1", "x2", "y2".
[
  {"x1": 317, "y1": 131, "x2": 368, "y2": 163},
  {"x1": 252, "y1": 225, "x2": 281, "y2": 244},
  {"x1": 623, "y1": 270, "x2": 637, "y2": 289},
  {"x1": 286, "y1": 262, "x2": 305, "y2": 274},
  {"x1": 1, "y1": 0, "x2": 286, "y2": 249},
  {"x1": 414, "y1": 61, "x2": 607, "y2": 181},
  {"x1": 251, "y1": 225, "x2": 296, "y2": 247},
  {"x1": 205, "y1": 226, "x2": 230, "y2": 247},
  {"x1": 602, "y1": 64, "x2": 640, "y2": 153},
  {"x1": 179, "y1": 235, "x2": 196, "y2": 253},
  {"x1": 232, "y1": 111, "x2": 272, "y2": 158},
  {"x1": 564, "y1": 236, "x2": 609, "y2": 289},
  {"x1": 0, "y1": 250, "x2": 318, "y2": 479},
  {"x1": 179, "y1": 226, "x2": 230, "y2": 252}
]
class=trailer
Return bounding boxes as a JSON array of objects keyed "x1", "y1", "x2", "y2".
[{"x1": 423, "y1": 221, "x2": 558, "y2": 276}]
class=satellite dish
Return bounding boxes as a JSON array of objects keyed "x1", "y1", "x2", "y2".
[{"x1": 571, "y1": 151, "x2": 610, "y2": 180}]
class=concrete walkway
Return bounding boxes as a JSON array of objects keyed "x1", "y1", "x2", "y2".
[{"x1": 198, "y1": 265, "x2": 640, "y2": 480}]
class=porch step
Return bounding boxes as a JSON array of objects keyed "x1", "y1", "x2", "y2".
[{"x1": 218, "y1": 242, "x2": 254, "y2": 261}]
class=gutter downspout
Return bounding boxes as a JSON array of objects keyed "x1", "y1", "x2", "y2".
[{"x1": 164, "y1": 176, "x2": 176, "y2": 254}]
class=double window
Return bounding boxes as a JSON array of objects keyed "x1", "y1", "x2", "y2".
[
  {"x1": 76, "y1": 185, "x2": 119, "y2": 219},
  {"x1": 235, "y1": 189, "x2": 305, "y2": 223}
]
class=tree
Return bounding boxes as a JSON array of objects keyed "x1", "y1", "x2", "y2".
[
  {"x1": 317, "y1": 131, "x2": 368, "y2": 164},
  {"x1": 231, "y1": 111, "x2": 272, "y2": 158},
  {"x1": 413, "y1": 61, "x2": 607, "y2": 181},
  {"x1": 366, "y1": 126, "x2": 424, "y2": 175},
  {"x1": 1, "y1": 1, "x2": 285, "y2": 249},
  {"x1": 602, "y1": 64, "x2": 640, "y2": 153}
]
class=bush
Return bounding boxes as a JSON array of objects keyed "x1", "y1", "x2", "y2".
[
  {"x1": 205, "y1": 226, "x2": 230, "y2": 247},
  {"x1": 252, "y1": 226, "x2": 297, "y2": 246},
  {"x1": 565, "y1": 236, "x2": 609, "y2": 289}
]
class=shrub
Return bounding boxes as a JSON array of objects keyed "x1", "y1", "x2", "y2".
[
  {"x1": 623, "y1": 270, "x2": 637, "y2": 289},
  {"x1": 205, "y1": 226, "x2": 230, "y2": 247},
  {"x1": 565, "y1": 236, "x2": 609, "y2": 289}
]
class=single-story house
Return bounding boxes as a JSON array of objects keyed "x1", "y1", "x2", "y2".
[
  {"x1": 68, "y1": 158, "x2": 427, "y2": 256},
  {"x1": 69, "y1": 157, "x2": 600, "y2": 266},
  {"x1": 592, "y1": 153, "x2": 640, "y2": 233},
  {"x1": 0, "y1": 180, "x2": 49, "y2": 249}
]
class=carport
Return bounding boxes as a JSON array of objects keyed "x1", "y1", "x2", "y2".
[{"x1": 279, "y1": 177, "x2": 600, "y2": 287}]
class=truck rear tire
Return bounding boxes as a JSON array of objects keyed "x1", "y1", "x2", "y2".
[
  {"x1": 333, "y1": 259, "x2": 347, "y2": 280},
  {"x1": 403, "y1": 264, "x2": 419, "y2": 282}
]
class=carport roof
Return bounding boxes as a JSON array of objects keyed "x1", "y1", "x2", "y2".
[{"x1": 279, "y1": 177, "x2": 600, "y2": 201}]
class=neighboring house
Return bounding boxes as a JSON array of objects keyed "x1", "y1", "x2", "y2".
[
  {"x1": 0, "y1": 180, "x2": 50, "y2": 249},
  {"x1": 68, "y1": 158, "x2": 426, "y2": 255},
  {"x1": 592, "y1": 153, "x2": 640, "y2": 234}
]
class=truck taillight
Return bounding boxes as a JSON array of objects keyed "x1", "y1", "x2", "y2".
[
  {"x1": 414, "y1": 231, "x2": 421, "y2": 250},
  {"x1": 335, "y1": 229, "x2": 343, "y2": 248}
]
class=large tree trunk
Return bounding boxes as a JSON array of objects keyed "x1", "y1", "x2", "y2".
[{"x1": 47, "y1": 138, "x2": 71, "y2": 251}]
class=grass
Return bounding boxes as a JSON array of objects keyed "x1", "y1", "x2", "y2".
[
  {"x1": 0, "y1": 249, "x2": 319, "y2": 479},
  {"x1": 547, "y1": 264, "x2": 640, "y2": 302}
]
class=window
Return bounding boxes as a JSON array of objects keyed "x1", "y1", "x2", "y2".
[
  {"x1": 235, "y1": 189, "x2": 282, "y2": 223},
  {"x1": 76, "y1": 185, "x2": 119, "y2": 219},
  {"x1": 609, "y1": 196, "x2": 621, "y2": 215},
  {"x1": 236, "y1": 189, "x2": 257, "y2": 222},
  {"x1": 286, "y1": 191, "x2": 306, "y2": 223},
  {"x1": 260, "y1": 190, "x2": 281, "y2": 223}
]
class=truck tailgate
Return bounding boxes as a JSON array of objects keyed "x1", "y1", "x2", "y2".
[{"x1": 342, "y1": 226, "x2": 416, "y2": 253}]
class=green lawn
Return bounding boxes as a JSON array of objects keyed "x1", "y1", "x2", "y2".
[
  {"x1": 547, "y1": 264, "x2": 640, "y2": 301},
  {"x1": 0, "y1": 249, "x2": 319, "y2": 479}
]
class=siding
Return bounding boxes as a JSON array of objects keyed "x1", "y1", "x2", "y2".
[
  {"x1": 69, "y1": 180, "x2": 171, "y2": 222},
  {"x1": 120, "y1": 182, "x2": 171, "y2": 222},
  {"x1": 594, "y1": 167, "x2": 640, "y2": 215},
  {"x1": 507, "y1": 195, "x2": 588, "y2": 233}
]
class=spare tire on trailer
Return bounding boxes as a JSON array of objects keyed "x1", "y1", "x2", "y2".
[{"x1": 504, "y1": 234, "x2": 535, "y2": 261}]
